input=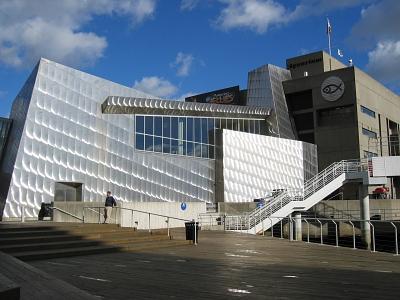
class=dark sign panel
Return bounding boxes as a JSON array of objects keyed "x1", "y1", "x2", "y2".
[{"x1": 185, "y1": 86, "x2": 241, "y2": 105}]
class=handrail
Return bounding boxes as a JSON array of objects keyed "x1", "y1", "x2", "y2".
[
  {"x1": 83, "y1": 206, "x2": 192, "y2": 223},
  {"x1": 52, "y1": 207, "x2": 83, "y2": 222},
  {"x1": 238, "y1": 159, "x2": 369, "y2": 230}
]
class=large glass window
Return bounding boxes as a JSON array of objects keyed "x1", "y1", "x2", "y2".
[{"x1": 135, "y1": 115, "x2": 265, "y2": 159}]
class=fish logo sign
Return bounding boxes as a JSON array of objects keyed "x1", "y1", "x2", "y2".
[{"x1": 321, "y1": 76, "x2": 345, "y2": 102}]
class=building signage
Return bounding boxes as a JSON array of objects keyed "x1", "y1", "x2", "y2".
[
  {"x1": 321, "y1": 76, "x2": 345, "y2": 102},
  {"x1": 180, "y1": 202, "x2": 187, "y2": 211},
  {"x1": 185, "y1": 86, "x2": 241, "y2": 105}
]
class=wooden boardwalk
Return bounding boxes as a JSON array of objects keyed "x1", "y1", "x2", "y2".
[{"x1": 30, "y1": 230, "x2": 400, "y2": 299}]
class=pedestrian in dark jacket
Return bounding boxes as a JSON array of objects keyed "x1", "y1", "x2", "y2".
[{"x1": 104, "y1": 191, "x2": 117, "y2": 224}]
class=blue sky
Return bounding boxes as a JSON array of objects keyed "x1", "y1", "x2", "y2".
[{"x1": 0, "y1": 0, "x2": 399, "y2": 117}]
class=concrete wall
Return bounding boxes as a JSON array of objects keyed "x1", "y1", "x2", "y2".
[
  {"x1": 52, "y1": 201, "x2": 206, "y2": 229},
  {"x1": 119, "y1": 202, "x2": 206, "y2": 229}
]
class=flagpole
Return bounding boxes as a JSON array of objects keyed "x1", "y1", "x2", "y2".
[{"x1": 327, "y1": 18, "x2": 332, "y2": 71}]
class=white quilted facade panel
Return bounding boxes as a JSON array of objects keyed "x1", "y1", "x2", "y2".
[
  {"x1": 2, "y1": 59, "x2": 214, "y2": 218},
  {"x1": 222, "y1": 130, "x2": 315, "y2": 202}
]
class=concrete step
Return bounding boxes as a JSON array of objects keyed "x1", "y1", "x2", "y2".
[
  {"x1": 0, "y1": 229, "x2": 70, "y2": 238},
  {"x1": 0, "y1": 239, "x2": 102, "y2": 253},
  {"x1": 0, "y1": 234, "x2": 85, "y2": 246},
  {"x1": 10, "y1": 244, "x2": 122, "y2": 261}
]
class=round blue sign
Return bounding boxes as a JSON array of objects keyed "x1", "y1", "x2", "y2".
[{"x1": 180, "y1": 202, "x2": 187, "y2": 211}]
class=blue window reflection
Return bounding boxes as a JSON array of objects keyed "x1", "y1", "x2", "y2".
[
  {"x1": 145, "y1": 116, "x2": 153, "y2": 135},
  {"x1": 136, "y1": 134, "x2": 144, "y2": 150},
  {"x1": 145, "y1": 135, "x2": 153, "y2": 151},
  {"x1": 187, "y1": 118, "x2": 193, "y2": 141},
  {"x1": 171, "y1": 117, "x2": 178, "y2": 139},
  {"x1": 163, "y1": 117, "x2": 171, "y2": 138},
  {"x1": 154, "y1": 117, "x2": 162, "y2": 137},
  {"x1": 136, "y1": 116, "x2": 144, "y2": 133}
]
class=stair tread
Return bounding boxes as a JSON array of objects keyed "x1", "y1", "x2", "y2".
[{"x1": 10, "y1": 244, "x2": 121, "y2": 257}]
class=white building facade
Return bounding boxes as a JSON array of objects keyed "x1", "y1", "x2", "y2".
[{"x1": 0, "y1": 59, "x2": 317, "y2": 219}]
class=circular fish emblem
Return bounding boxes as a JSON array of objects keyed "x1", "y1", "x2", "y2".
[{"x1": 321, "y1": 76, "x2": 345, "y2": 102}]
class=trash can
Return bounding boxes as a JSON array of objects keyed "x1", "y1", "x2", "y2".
[
  {"x1": 185, "y1": 222, "x2": 199, "y2": 243},
  {"x1": 38, "y1": 202, "x2": 53, "y2": 221}
]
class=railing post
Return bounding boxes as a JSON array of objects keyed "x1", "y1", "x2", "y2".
[
  {"x1": 261, "y1": 214, "x2": 264, "y2": 236},
  {"x1": 332, "y1": 220, "x2": 338, "y2": 247},
  {"x1": 304, "y1": 219, "x2": 310, "y2": 243},
  {"x1": 280, "y1": 218, "x2": 283, "y2": 239},
  {"x1": 194, "y1": 218, "x2": 197, "y2": 246},
  {"x1": 131, "y1": 210, "x2": 134, "y2": 228},
  {"x1": 317, "y1": 219, "x2": 323, "y2": 245},
  {"x1": 269, "y1": 218, "x2": 273, "y2": 237},
  {"x1": 349, "y1": 221, "x2": 356, "y2": 249},
  {"x1": 390, "y1": 222, "x2": 398, "y2": 256},
  {"x1": 236, "y1": 216, "x2": 239, "y2": 231},
  {"x1": 248, "y1": 216, "x2": 250, "y2": 234},
  {"x1": 167, "y1": 217, "x2": 170, "y2": 237},
  {"x1": 148, "y1": 213, "x2": 151, "y2": 233},
  {"x1": 368, "y1": 221, "x2": 375, "y2": 252},
  {"x1": 82, "y1": 207, "x2": 85, "y2": 224},
  {"x1": 20, "y1": 205, "x2": 25, "y2": 223},
  {"x1": 98, "y1": 207, "x2": 101, "y2": 224}
]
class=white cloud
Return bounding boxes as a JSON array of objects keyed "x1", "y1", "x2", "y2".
[
  {"x1": 0, "y1": 0, "x2": 156, "y2": 68},
  {"x1": 215, "y1": 0, "x2": 287, "y2": 33},
  {"x1": 214, "y1": 0, "x2": 372, "y2": 34},
  {"x1": 180, "y1": 0, "x2": 200, "y2": 11},
  {"x1": 347, "y1": 0, "x2": 400, "y2": 87},
  {"x1": 366, "y1": 40, "x2": 400, "y2": 86},
  {"x1": 171, "y1": 52, "x2": 194, "y2": 77},
  {"x1": 133, "y1": 76, "x2": 178, "y2": 98}
]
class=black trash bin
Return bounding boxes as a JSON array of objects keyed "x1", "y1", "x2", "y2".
[
  {"x1": 38, "y1": 202, "x2": 53, "y2": 221},
  {"x1": 185, "y1": 222, "x2": 199, "y2": 243}
]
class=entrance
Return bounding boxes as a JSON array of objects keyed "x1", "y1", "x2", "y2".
[{"x1": 54, "y1": 182, "x2": 83, "y2": 202}]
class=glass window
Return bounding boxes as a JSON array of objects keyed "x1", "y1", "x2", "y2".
[
  {"x1": 178, "y1": 117, "x2": 186, "y2": 141},
  {"x1": 187, "y1": 118, "x2": 194, "y2": 141},
  {"x1": 202, "y1": 144, "x2": 208, "y2": 158},
  {"x1": 194, "y1": 143, "x2": 202, "y2": 157},
  {"x1": 194, "y1": 118, "x2": 201, "y2": 143},
  {"x1": 145, "y1": 116, "x2": 153, "y2": 135},
  {"x1": 171, "y1": 139, "x2": 179, "y2": 154},
  {"x1": 201, "y1": 118, "x2": 208, "y2": 144},
  {"x1": 255, "y1": 121, "x2": 260, "y2": 134},
  {"x1": 171, "y1": 117, "x2": 179, "y2": 139},
  {"x1": 227, "y1": 119, "x2": 233, "y2": 130},
  {"x1": 145, "y1": 135, "x2": 153, "y2": 151},
  {"x1": 180, "y1": 141, "x2": 187, "y2": 156},
  {"x1": 136, "y1": 134, "x2": 144, "y2": 150},
  {"x1": 163, "y1": 138, "x2": 171, "y2": 154},
  {"x1": 209, "y1": 145, "x2": 215, "y2": 159},
  {"x1": 232, "y1": 119, "x2": 238, "y2": 131},
  {"x1": 154, "y1": 117, "x2": 162, "y2": 137},
  {"x1": 154, "y1": 137, "x2": 162, "y2": 152},
  {"x1": 364, "y1": 150, "x2": 378, "y2": 158},
  {"x1": 243, "y1": 120, "x2": 250, "y2": 133},
  {"x1": 362, "y1": 127, "x2": 377, "y2": 139},
  {"x1": 249, "y1": 120, "x2": 255, "y2": 133},
  {"x1": 361, "y1": 105, "x2": 376, "y2": 118},
  {"x1": 163, "y1": 117, "x2": 171, "y2": 138},
  {"x1": 187, "y1": 142, "x2": 194, "y2": 156},
  {"x1": 208, "y1": 118, "x2": 215, "y2": 145},
  {"x1": 136, "y1": 116, "x2": 144, "y2": 133}
]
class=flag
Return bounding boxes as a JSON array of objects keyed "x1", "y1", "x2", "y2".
[
  {"x1": 349, "y1": 59, "x2": 353, "y2": 66},
  {"x1": 337, "y1": 49, "x2": 343, "y2": 57},
  {"x1": 326, "y1": 18, "x2": 332, "y2": 35}
]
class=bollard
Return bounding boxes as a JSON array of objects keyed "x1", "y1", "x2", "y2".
[{"x1": 348, "y1": 220, "x2": 356, "y2": 249}]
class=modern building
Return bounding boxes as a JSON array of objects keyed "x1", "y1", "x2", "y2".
[
  {"x1": 187, "y1": 51, "x2": 400, "y2": 198},
  {"x1": 0, "y1": 58, "x2": 317, "y2": 219},
  {"x1": 283, "y1": 51, "x2": 400, "y2": 197}
]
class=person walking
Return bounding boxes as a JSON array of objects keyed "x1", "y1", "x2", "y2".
[{"x1": 104, "y1": 191, "x2": 117, "y2": 224}]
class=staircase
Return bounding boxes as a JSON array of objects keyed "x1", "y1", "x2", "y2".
[
  {"x1": 0, "y1": 222, "x2": 188, "y2": 261},
  {"x1": 225, "y1": 160, "x2": 368, "y2": 234}
]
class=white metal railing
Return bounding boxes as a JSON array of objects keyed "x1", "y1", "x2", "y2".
[
  {"x1": 52, "y1": 207, "x2": 83, "y2": 222},
  {"x1": 83, "y1": 206, "x2": 193, "y2": 239},
  {"x1": 263, "y1": 216, "x2": 399, "y2": 256},
  {"x1": 227, "y1": 159, "x2": 369, "y2": 232}
]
